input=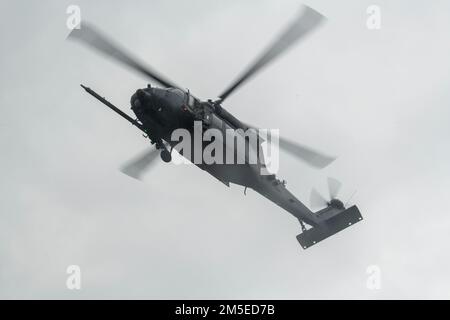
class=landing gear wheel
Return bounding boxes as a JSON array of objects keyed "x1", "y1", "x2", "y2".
[{"x1": 160, "y1": 149, "x2": 172, "y2": 163}]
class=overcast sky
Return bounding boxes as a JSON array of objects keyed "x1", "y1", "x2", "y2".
[{"x1": 1, "y1": 0, "x2": 450, "y2": 299}]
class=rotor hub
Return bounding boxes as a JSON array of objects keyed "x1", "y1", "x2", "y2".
[{"x1": 329, "y1": 199, "x2": 344, "y2": 210}]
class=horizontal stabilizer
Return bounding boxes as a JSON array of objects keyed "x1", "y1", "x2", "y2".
[{"x1": 297, "y1": 205, "x2": 363, "y2": 249}]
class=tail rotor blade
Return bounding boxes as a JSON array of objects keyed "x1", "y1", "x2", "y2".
[
  {"x1": 310, "y1": 188, "x2": 328, "y2": 209},
  {"x1": 344, "y1": 190, "x2": 357, "y2": 208},
  {"x1": 120, "y1": 147, "x2": 160, "y2": 180},
  {"x1": 327, "y1": 177, "x2": 342, "y2": 200}
]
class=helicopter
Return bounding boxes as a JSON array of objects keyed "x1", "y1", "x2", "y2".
[{"x1": 68, "y1": 5, "x2": 363, "y2": 249}]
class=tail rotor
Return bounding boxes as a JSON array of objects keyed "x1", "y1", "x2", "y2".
[{"x1": 310, "y1": 177, "x2": 346, "y2": 210}]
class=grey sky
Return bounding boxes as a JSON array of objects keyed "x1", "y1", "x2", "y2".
[{"x1": 1, "y1": 0, "x2": 450, "y2": 299}]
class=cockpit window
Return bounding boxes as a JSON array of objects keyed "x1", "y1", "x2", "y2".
[
  {"x1": 167, "y1": 88, "x2": 185, "y2": 98},
  {"x1": 188, "y1": 95, "x2": 196, "y2": 108},
  {"x1": 165, "y1": 88, "x2": 186, "y2": 106}
]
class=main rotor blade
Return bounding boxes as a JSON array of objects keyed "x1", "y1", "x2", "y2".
[
  {"x1": 120, "y1": 147, "x2": 160, "y2": 180},
  {"x1": 218, "y1": 5, "x2": 325, "y2": 102},
  {"x1": 278, "y1": 137, "x2": 335, "y2": 169},
  {"x1": 327, "y1": 177, "x2": 342, "y2": 200},
  {"x1": 242, "y1": 121, "x2": 335, "y2": 169},
  {"x1": 310, "y1": 188, "x2": 328, "y2": 209},
  {"x1": 68, "y1": 23, "x2": 180, "y2": 89}
]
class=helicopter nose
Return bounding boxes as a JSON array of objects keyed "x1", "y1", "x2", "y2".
[
  {"x1": 131, "y1": 88, "x2": 152, "y2": 110},
  {"x1": 136, "y1": 88, "x2": 146, "y2": 99},
  {"x1": 136, "y1": 88, "x2": 152, "y2": 102},
  {"x1": 130, "y1": 93, "x2": 141, "y2": 110}
]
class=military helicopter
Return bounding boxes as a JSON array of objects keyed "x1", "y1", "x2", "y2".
[{"x1": 69, "y1": 5, "x2": 363, "y2": 249}]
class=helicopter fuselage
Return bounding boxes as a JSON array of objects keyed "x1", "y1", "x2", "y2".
[{"x1": 129, "y1": 85, "x2": 322, "y2": 227}]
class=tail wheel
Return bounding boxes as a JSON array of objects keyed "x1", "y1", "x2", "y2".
[{"x1": 160, "y1": 149, "x2": 172, "y2": 163}]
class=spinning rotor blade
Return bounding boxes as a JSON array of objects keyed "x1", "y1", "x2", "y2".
[
  {"x1": 218, "y1": 5, "x2": 325, "y2": 102},
  {"x1": 310, "y1": 188, "x2": 328, "y2": 209},
  {"x1": 278, "y1": 137, "x2": 335, "y2": 169},
  {"x1": 120, "y1": 147, "x2": 160, "y2": 180},
  {"x1": 243, "y1": 122, "x2": 335, "y2": 169},
  {"x1": 344, "y1": 190, "x2": 357, "y2": 208},
  {"x1": 327, "y1": 177, "x2": 342, "y2": 200},
  {"x1": 68, "y1": 23, "x2": 180, "y2": 89}
]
